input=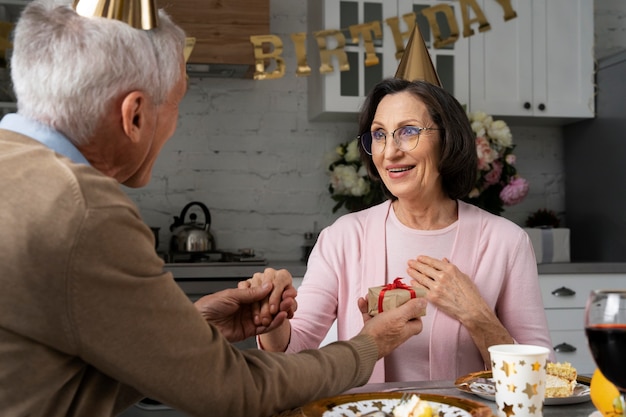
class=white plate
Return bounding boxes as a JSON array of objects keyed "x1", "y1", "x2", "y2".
[
  {"x1": 454, "y1": 371, "x2": 591, "y2": 405},
  {"x1": 298, "y1": 392, "x2": 493, "y2": 417},
  {"x1": 321, "y1": 398, "x2": 469, "y2": 416}
]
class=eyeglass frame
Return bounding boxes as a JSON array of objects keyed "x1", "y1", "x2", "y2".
[{"x1": 358, "y1": 125, "x2": 441, "y2": 155}]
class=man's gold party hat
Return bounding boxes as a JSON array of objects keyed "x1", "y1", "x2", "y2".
[
  {"x1": 72, "y1": 0, "x2": 159, "y2": 30},
  {"x1": 395, "y1": 24, "x2": 442, "y2": 87}
]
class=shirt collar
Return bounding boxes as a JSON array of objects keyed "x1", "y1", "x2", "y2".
[{"x1": 0, "y1": 113, "x2": 90, "y2": 165}]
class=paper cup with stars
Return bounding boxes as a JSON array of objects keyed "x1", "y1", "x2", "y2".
[{"x1": 488, "y1": 344, "x2": 550, "y2": 417}]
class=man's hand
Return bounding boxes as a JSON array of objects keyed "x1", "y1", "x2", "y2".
[
  {"x1": 194, "y1": 283, "x2": 296, "y2": 343},
  {"x1": 356, "y1": 296, "x2": 427, "y2": 359}
]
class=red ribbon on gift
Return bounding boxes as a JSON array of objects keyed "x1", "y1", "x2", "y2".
[{"x1": 378, "y1": 277, "x2": 416, "y2": 313}]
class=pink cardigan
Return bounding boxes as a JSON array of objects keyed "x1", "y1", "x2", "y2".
[{"x1": 285, "y1": 200, "x2": 554, "y2": 382}]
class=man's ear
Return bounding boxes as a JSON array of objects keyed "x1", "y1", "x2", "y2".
[{"x1": 120, "y1": 91, "x2": 147, "y2": 144}]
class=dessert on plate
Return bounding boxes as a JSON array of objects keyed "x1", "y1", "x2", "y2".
[
  {"x1": 392, "y1": 394, "x2": 437, "y2": 417},
  {"x1": 546, "y1": 361, "x2": 577, "y2": 397}
]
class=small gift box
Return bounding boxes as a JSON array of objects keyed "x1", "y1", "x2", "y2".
[
  {"x1": 367, "y1": 277, "x2": 427, "y2": 316},
  {"x1": 524, "y1": 227, "x2": 571, "y2": 264}
]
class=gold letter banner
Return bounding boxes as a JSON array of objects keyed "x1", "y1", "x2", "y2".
[{"x1": 251, "y1": 1, "x2": 517, "y2": 80}]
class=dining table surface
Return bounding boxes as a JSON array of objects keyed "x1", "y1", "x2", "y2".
[{"x1": 276, "y1": 378, "x2": 598, "y2": 417}]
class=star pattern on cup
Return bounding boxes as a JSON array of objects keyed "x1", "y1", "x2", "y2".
[
  {"x1": 502, "y1": 402, "x2": 515, "y2": 417},
  {"x1": 500, "y1": 360, "x2": 517, "y2": 377},
  {"x1": 523, "y1": 382, "x2": 539, "y2": 399},
  {"x1": 528, "y1": 404, "x2": 539, "y2": 414},
  {"x1": 507, "y1": 383, "x2": 517, "y2": 392},
  {"x1": 531, "y1": 361, "x2": 542, "y2": 371}
]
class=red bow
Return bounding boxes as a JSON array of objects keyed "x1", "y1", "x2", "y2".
[{"x1": 378, "y1": 277, "x2": 416, "y2": 313}]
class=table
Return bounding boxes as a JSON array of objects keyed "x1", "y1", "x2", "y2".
[{"x1": 279, "y1": 379, "x2": 597, "y2": 417}]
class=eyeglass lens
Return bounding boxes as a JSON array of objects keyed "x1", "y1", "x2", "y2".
[{"x1": 360, "y1": 126, "x2": 423, "y2": 155}]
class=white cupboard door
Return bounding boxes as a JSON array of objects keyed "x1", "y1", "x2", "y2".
[
  {"x1": 469, "y1": 0, "x2": 594, "y2": 119},
  {"x1": 469, "y1": 0, "x2": 533, "y2": 116},
  {"x1": 533, "y1": 0, "x2": 594, "y2": 118}
]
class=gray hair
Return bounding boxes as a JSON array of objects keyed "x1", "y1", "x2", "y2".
[{"x1": 10, "y1": 0, "x2": 186, "y2": 145}]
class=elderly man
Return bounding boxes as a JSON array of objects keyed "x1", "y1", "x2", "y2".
[{"x1": 0, "y1": 1, "x2": 427, "y2": 416}]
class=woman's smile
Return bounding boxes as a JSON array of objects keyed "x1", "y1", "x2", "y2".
[{"x1": 386, "y1": 164, "x2": 415, "y2": 179}]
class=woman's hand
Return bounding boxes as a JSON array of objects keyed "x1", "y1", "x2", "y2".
[
  {"x1": 406, "y1": 256, "x2": 484, "y2": 322},
  {"x1": 239, "y1": 268, "x2": 297, "y2": 352},
  {"x1": 406, "y1": 255, "x2": 514, "y2": 363},
  {"x1": 237, "y1": 268, "x2": 297, "y2": 328}
]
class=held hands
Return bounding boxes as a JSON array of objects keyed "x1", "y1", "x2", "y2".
[
  {"x1": 237, "y1": 268, "x2": 297, "y2": 328},
  {"x1": 357, "y1": 296, "x2": 427, "y2": 359},
  {"x1": 193, "y1": 281, "x2": 296, "y2": 343}
]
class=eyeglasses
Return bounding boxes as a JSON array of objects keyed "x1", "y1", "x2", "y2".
[{"x1": 359, "y1": 126, "x2": 440, "y2": 155}]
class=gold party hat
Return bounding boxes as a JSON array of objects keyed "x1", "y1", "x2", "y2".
[
  {"x1": 184, "y1": 37, "x2": 196, "y2": 64},
  {"x1": 73, "y1": 0, "x2": 159, "y2": 30},
  {"x1": 395, "y1": 24, "x2": 442, "y2": 87}
]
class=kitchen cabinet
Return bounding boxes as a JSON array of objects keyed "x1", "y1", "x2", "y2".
[
  {"x1": 307, "y1": 0, "x2": 396, "y2": 122},
  {"x1": 308, "y1": 0, "x2": 593, "y2": 124},
  {"x1": 469, "y1": 0, "x2": 594, "y2": 122},
  {"x1": 539, "y1": 273, "x2": 624, "y2": 375},
  {"x1": 307, "y1": 0, "x2": 468, "y2": 122}
]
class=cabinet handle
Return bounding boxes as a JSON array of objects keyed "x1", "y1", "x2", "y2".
[
  {"x1": 538, "y1": 103, "x2": 546, "y2": 111},
  {"x1": 554, "y1": 342, "x2": 577, "y2": 353},
  {"x1": 551, "y1": 286, "x2": 576, "y2": 297},
  {"x1": 523, "y1": 102, "x2": 531, "y2": 110}
]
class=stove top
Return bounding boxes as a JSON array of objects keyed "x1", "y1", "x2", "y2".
[{"x1": 165, "y1": 250, "x2": 266, "y2": 265}]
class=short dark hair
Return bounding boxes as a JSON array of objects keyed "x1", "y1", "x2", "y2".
[{"x1": 357, "y1": 78, "x2": 477, "y2": 201}]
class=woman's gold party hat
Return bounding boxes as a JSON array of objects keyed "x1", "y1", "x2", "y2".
[
  {"x1": 72, "y1": 0, "x2": 159, "y2": 30},
  {"x1": 395, "y1": 24, "x2": 442, "y2": 87}
]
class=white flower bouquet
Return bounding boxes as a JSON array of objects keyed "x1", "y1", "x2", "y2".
[{"x1": 327, "y1": 139, "x2": 385, "y2": 213}]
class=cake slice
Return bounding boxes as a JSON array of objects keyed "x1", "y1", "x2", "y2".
[
  {"x1": 392, "y1": 394, "x2": 437, "y2": 417},
  {"x1": 546, "y1": 362, "x2": 577, "y2": 397}
]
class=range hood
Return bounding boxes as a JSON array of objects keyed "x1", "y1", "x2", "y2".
[
  {"x1": 158, "y1": 0, "x2": 269, "y2": 79},
  {"x1": 186, "y1": 63, "x2": 252, "y2": 79}
]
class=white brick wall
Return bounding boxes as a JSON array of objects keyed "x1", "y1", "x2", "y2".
[{"x1": 126, "y1": 0, "x2": 626, "y2": 261}]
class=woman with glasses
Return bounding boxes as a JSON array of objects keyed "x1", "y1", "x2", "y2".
[{"x1": 251, "y1": 78, "x2": 553, "y2": 383}]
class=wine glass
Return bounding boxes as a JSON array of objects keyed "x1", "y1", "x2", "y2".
[{"x1": 585, "y1": 289, "x2": 626, "y2": 414}]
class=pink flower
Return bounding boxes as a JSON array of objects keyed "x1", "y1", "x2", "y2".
[
  {"x1": 476, "y1": 136, "x2": 497, "y2": 170},
  {"x1": 500, "y1": 177, "x2": 529, "y2": 206},
  {"x1": 484, "y1": 161, "x2": 503, "y2": 185}
]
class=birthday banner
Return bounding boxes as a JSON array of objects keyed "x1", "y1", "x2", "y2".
[{"x1": 249, "y1": 0, "x2": 517, "y2": 80}]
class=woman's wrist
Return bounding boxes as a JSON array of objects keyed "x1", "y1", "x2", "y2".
[{"x1": 258, "y1": 320, "x2": 291, "y2": 352}]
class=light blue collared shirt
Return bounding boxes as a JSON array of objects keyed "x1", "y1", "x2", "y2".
[{"x1": 0, "y1": 113, "x2": 90, "y2": 165}]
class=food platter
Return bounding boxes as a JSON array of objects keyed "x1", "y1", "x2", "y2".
[
  {"x1": 454, "y1": 370, "x2": 591, "y2": 405},
  {"x1": 298, "y1": 392, "x2": 493, "y2": 417}
]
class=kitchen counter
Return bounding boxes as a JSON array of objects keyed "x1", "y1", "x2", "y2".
[
  {"x1": 538, "y1": 262, "x2": 626, "y2": 274},
  {"x1": 164, "y1": 260, "x2": 307, "y2": 279},
  {"x1": 165, "y1": 261, "x2": 626, "y2": 279}
]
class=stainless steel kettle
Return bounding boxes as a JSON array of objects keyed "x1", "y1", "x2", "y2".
[{"x1": 169, "y1": 201, "x2": 215, "y2": 253}]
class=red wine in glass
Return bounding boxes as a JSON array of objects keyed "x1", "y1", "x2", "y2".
[
  {"x1": 585, "y1": 290, "x2": 626, "y2": 404},
  {"x1": 585, "y1": 324, "x2": 626, "y2": 390}
]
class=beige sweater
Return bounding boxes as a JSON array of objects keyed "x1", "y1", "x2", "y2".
[{"x1": 0, "y1": 130, "x2": 378, "y2": 417}]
